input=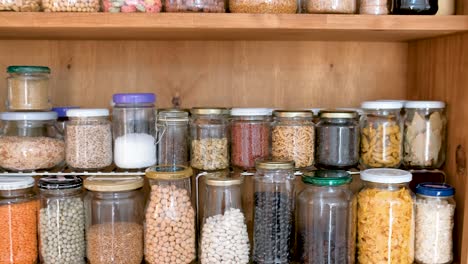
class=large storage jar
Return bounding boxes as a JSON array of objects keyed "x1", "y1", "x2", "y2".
[
  {"x1": 156, "y1": 109, "x2": 190, "y2": 166},
  {"x1": 7, "y1": 66, "x2": 50, "y2": 110}
]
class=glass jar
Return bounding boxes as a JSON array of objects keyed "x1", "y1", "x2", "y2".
[
  {"x1": 52, "y1": 106, "x2": 80, "y2": 133},
  {"x1": 272, "y1": 110, "x2": 315, "y2": 169},
  {"x1": 145, "y1": 166, "x2": 196, "y2": 264},
  {"x1": 316, "y1": 110, "x2": 360, "y2": 169},
  {"x1": 436, "y1": 0, "x2": 455, "y2": 15},
  {"x1": 112, "y1": 93, "x2": 157, "y2": 170},
  {"x1": 0, "y1": 176, "x2": 38, "y2": 264},
  {"x1": 415, "y1": 183, "x2": 455, "y2": 264},
  {"x1": 38, "y1": 176, "x2": 85, "y2": 264},
  {"x1": 296, "y1": 170, "x2": 356, "y2": 264},
  {"x1": 360, "y1": 101, "x2": 403, "y2": 168},
  {"x1": 7, "y1": 66, "x2": 51, "y2": 111},
  {"x1": 253, "y1": 161, "x2": 295, "y2": 264},
  {"x1": 229, "y1": 0, "x2": 296, "y2": 13},
  {"x1": 393, "y1": 0, "x2": 438, "y2": 14},
  {"x1": 66, "y1": 109, "x2": 113, "y2": 171},
  {"x1": 301, "y1": 0, "x2": 356, "y2": 13},
  {"x1": 84, "y1": 176, "x2": 144, "y2": 264},
  {"x1": 156, "y1": 109, "x2": 190, "y2": 166},
  {"x1": 231, "y1": 108, "x2": 272, "y2": 170},
  {"x1": 0, "y1": 0, "x2": 40, "y2": 10},
  {"x1": 164, "y1": 0, "x2": 224, "y2": 12},
  {"x1": 102, "y1": 0, "x2": 161, "y2": 12},
  {"x1": 199, "y1": 174, "x2": 250, "y2": 264},
  {"x1": 0, "y1": 112, "x2": 65, "y2": 172},
  {"x1": 357, "y1": 169, "x2": 415, "y2": 264},
  {"x1": 359, "y1": 0, "x2": 390, "y2": 14},
  {"x1": 42, "y1": 0, "x2": 99, "y2": 11},
  {"x1": 403, "y1": 101, "x2": 446, "y2": 170},
  {"x1": 190, "y1": 107, "x2": 230, "y2": 171}
]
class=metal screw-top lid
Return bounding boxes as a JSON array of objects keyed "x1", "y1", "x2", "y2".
[
  {"x1": 319, "y1": 110, "x2": 358, "y2": 119},
  {"x1": 39, "y1": 176, "x2": 83, "y2": 190},
  {"x1": 256, "y1": 160, "x2": 295, "y2": 170},
  {"x1": 0, "y1": 176, "x2": 35, "y2": 190},
  {"x1": 158, "y1": 109, "x2": 189, "y2": 121},
  {"x1": 146, "y1": 165, "x2": 193, "y2": 180},
  {"x1": 302, "y1": 170, "x2": 352, "y2": 186},
  {"x1": 7, "y1": 66, "x2": 51, "y2": 74},
  {"x1": 84, "y1": 176, "x2": 144, "y2": 192},
  {"x1": 190, "y1": 107, "x2": 230, "y2": 115},
  {"x1": 205, "y1": 171, "x2": 244, "y2": 187},
  {"x1": 273, "y1": 110, "x2": 313, "y2": 118}
]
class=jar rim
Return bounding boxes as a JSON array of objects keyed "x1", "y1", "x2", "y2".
[
  {"x1": 7, "y1": 65, "x2": 50, "y2": 74},
  {"x1": 319, "y1": 110, "x2": 358, "y2": 119},
  {"x1": 361, "y1": 101, "x2": 403, "y2": 110},
  {"x1": 256, "y1": 160, "x2": 295, "y2": 170},
  {"x1": 404, "y1": 101, "x2": 446, "y2": 109},
  {"x1": 39, "y1": 176, "x2": 83, "y2": 190},
  {"x1": 361, "y1": 169, "x2": 412, "y2": 183},
  {"x1": 302, "y1": 170, "x2": 351, "y2": 186},
  {"x1": 0, "y1": 111, "x2": 57, "y2": 121},
  {"x1": 112, "y1": 93, "x2": 156, "y2": 104},
  {"x1": 67, "y1": 108, "x2": 109, "y2": 118},
  {"x1": 84, "y1": 176, "x2": 144, "y2": 192},
  {"x1": 273, "y1": 110, "x2": 313, "y2": 118},
  {"x1": 230, "y1": 108, "x2": 273, "y2": 116},
  {"x1": 190, "y1": 107, "x2": 230, "y2": 115},
  {"x1": 0, "y1": 176, "x2": 35, "y2": 190},
  {"x1": 146, "y1": 165, "x2": 193, "y2": 180}
]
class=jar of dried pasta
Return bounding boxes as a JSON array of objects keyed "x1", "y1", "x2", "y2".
[
  {"x1": 357, "y1": 169, "x2": 415, "y2": 264},
  {"x1": 360, "y1": 101, "x2": 403, "y2": 168},
  {"x1": 403, "y1": 101, "x2": 446, "y2": 170},
  {"x1": 272, "y1": 110, "x2": 315, "y2": 169}
]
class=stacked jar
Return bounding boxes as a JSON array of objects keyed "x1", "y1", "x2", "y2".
[{"x1": 156, "y1": 109, "x2": 190, "y2": 166}]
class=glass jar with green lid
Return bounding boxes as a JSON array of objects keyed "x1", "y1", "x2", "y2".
[
  {"x1": 7, "y1": 66, "x2": 51, "y2": 111},
  {"x1": 296, "y1": 170, "x2": 356, "y2": 264}
]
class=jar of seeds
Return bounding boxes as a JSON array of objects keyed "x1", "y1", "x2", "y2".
[
  {"x1": 0, "y1": 0, "x2": 40, "y2": 11},
  {"x1": 42, "y1": 0, "x2": 99, "y2": 12},
  {"x1": 38, "y1": 176, "x2": 85, "y2": 264},
  {"x1": 156, "y1": 109, "x2": 190, "y2": 166}
]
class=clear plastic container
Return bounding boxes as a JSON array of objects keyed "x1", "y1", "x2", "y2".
[
  {"x1": 393, "y1": 0, "x2": 438, "y2": 14},
  {"x1": 190, "y1": 107, "x2": 230, "y2": 171},
  {"x1": 403, "y1": 101, "x2": 446, "y2": 170},
  {"x1": 112, "y1": 93, "x2": 157, "y2": 170},
  {"x1": 360, "y1": 101, "x2": 403, "y2": 168},
  {"x1": 0, "y1": 112, "x2": 65, "y2": 172},
  {"x1": 359, "y1": 0, "x2": 390, "y2": 14},
  {"x1": 296, "y1": 170, "x2": 356, "y2": 264},
  {"x1": 164, "y1": 0, "x2": 224, "y2": 12},
  {"x1": 302, "y1": 0, "x2": 356, "y2": 13},
  {"x1": 357, "y1": 169, "x2": 415, "y2": 264},
  {"x1": 66, "y1": 109, "x2": 113, "y2": 171},
  {"x1": 84, "y1": 176, "x2": 145, "y2": 264},
  {"x1": 102, "y1": 0, "x2": 161, "y2": 12},
  {"x1": 156, "y1": 109, "x2": 190, "y2": 166},
  {"x1": 229, "y1": 0, "x2": 297, "y2": 13},
  {"x1": 231, "y1": 108, "x2": 272, "y2": 170},
  {"x1": 272, "y1": 110, "x2": 315, "y2": 169},
  {"x1": 0, "y1": 176, "x2": 38, "y2": 264},
  {"x1": 316, "y1": 110, "x2": 360, "y2": 169},
  {"x1": 144, "y1": 166, "x2": 196, "y2": 264},
  {"x1": 7, "y1": 66, "x2": 51, "y2": 111},
  {"x1": 38, "y1": 176, "x2": 85, "y2": 264},
  {"x1": 415, "y1": 183, "x2": 455, "y2": 264},
  {"x1": 52, "y1": 106, "x2": 80, "y2": 133},
  {"x1": 42, "y1": 0, "x2": 99, "y2": 12},
  {"x1": 253, "y1": 161, "x2": 295, "y2": 264}
]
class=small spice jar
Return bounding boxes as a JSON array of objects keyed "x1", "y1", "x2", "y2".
[
  {"x1": 66, "y1": 109, "x2": 113, "y2": 171},
  {"x1": 360, "y1": 101, "x2": 403, "y2": 168},
  {"x1": 415, "y1": 183, "x2": 455, "y2": 264},
  {"x1": 316, "y1": 110, "x2": 360, "y2": 169},
  {"x1": 52, "y1": 106, "x2": 80, "y2": 133},
  {"x1": 0, "y1": 176, "x2": 39, "y2": 264},
  {"x1": 84, "y1": 176, "x2": 145, "y2": 264},
  {"x1": 272, "y1": 110, "x2": 315, "y2": 169},
  {"x1": 0, "y1": 112, "x2": 65, "y2": 172},
  {"x1": 6, "y1": 66, "x2": 51, "y2": 111},
  {"x1": 393, "y1": 0, "x2": 438, "y2": 14},
  {"x1": 38, "y1": 176, "x2": 85, "y2": 264},
  {"x1": 359, "y1": 0, "x2": 390, "y2": 14},
  {"x1": 112, "y1": 93, "x2": 157, "y2": 170},
  {"x1": 357, "y1": 169, "x2": 415, "y2": 264},
  {"x1": 231, "y1": 108, "x2": 272, "y2": 170},
  {"x1": 164, "y1": 0, "x2": 224, "y2": 12},
  {"x1": 156, "y1": 109, "x2": 190, "y2": 166},
  {"x1": 253, "y1": 161, "x2": 295, "y2": 264},
  {"x1": 144, "y1": 166, "x2": 196, "y2": 264},
  {"x1": 302, "y1": 0, "x2": 356, "y2": 13},
  {"x1": 403, "y1": 101, "x2": 447, "y2": 170},
  {"x1": 296, "y1": 170, "x2": 356, "y2": 264},
  {"x1": 190, "y1": 107, "x2": 230, "y2": 171}
]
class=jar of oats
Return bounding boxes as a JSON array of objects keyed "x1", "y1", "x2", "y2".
[
  {"x1": 229, "y1": 0, "x2": 297, "y2": 13},
  {"x1": 7, "y1": 66, "x2": 51, "y2": 111}
]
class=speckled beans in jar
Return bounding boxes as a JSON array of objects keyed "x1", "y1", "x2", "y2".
[
  {"x1": 42, "y1": 0, "x2": 99, "y2": 11},
  {"x1": 229, "y1": 0, "x2": 297, "y2": 13}
]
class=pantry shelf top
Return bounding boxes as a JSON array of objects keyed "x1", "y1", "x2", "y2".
[{"x1": 0, "y1": 13, "x2": 467, "y2": 41}]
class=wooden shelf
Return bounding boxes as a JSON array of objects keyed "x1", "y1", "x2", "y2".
[{"x1": 0, "y1": 13, "x2": 467, "y2": 41}]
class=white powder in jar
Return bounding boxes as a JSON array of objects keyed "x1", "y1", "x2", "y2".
[{"x1": 114, "y1": 133, "x2": 156, "y2": 169}]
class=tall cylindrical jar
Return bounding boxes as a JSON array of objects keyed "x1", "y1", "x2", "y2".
[
  {"x1": 84, "y1": 176, "x2": 145, "y2": 264},
  {"x1": 190, "y1": 107, "x2": 230, "y2": 171},
  {"x1": 231, "y1": 108, "x2": 272, "y2": 170},
  {"x1": 360, "y1": 101, "x2": 403, "y2": 168},
  {"x1": 144, "y1": 166, "x2": 196, "y2": 264},
  {"x1": 296, "y1": 170, "x2": 356, "y2": 264},
  {"x1": 253, "y1": 161, "x2": 295, "y2": 264},
  {"x1": 272, "y1": 110, "x2": 315, "y2": 169},
  {"x1": 403, "y1": 101, "x2": 447, "y2": 169},
  {"x1": 199, "y1": 175, "x2": 250, "y2": 264},
  {"x1": 38, "y1": 176, "x2": 85, "y2": 264},
  {"x1": 0, "y1": 176, "x2": 38, "y2": 264},
  {"x1": 359, "y1": 0, "x2": 390, "y2": 14},
  {"x1": 66, "y1": 109, "x2": 113, "y2": 171},
  {"x1": 415, "y1": 183, "x2": 455, "y2": 264},
  {"x1": 112, "y1": 93, "x2": 157, "y2": 170},
  {"x1": 357, "y1": 169, "x2": 415, "y2": 264},
  {"x1": 315, "y1": 110, "x2": 360, "y2": 169},
  {"x1": 156, "y1": 109, "x2": 190, "y2": 166}
]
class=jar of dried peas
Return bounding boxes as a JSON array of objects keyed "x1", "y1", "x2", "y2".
[
  {"x1": 0, "y1": 176, "x2": 39, "y2": 264},
  {"x1": 357, "y1": 169, "x2": 415, "y2": 264},
  {"x1": 272, "y1": 110, "x2": 315, "y2": 169}
]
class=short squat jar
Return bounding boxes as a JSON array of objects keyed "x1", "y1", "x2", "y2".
[
  {"x1": 66, "y1": 109, "x2": 113, "y2": 171},
  {"x1": 253, "y1": 161, "x2": 295, "y2": 264},
  {"x1": 415, "y1": 183, "x2": 455, "y2": 264},
  {"x1": 315, "y1": 110, "x2": 360, "y2": 169},
  {"x1": 190, "y1": 107, "x2": 230, "y2": 171},
  {"x1": 403, "y1": 101, "x2": 446, "y2": 170},
  {"x1": 112, "y1": 93, "x2": 157, "y2": 170},
  {"x1": 0, "y1": 176, "x2": 39, "y2": 264},
  {"x1": 156, "y1": 109, "x2": 190, "y2": 166},
  {"x1": 38, "y1": 176, "x2": 85, "y2": 264}
]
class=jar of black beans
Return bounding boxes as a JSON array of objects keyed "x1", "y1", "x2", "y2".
[
  {"x1": 253, "y1": 160, "x2": 295, "y2": 264},
  {"x1": 315, "y1": 110, "x2": 360, "y2": 169}
]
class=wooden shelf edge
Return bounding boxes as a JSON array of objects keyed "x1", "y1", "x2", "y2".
[{"x1": 0, "y1": 13, "x2": 468, "y2": 41}]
